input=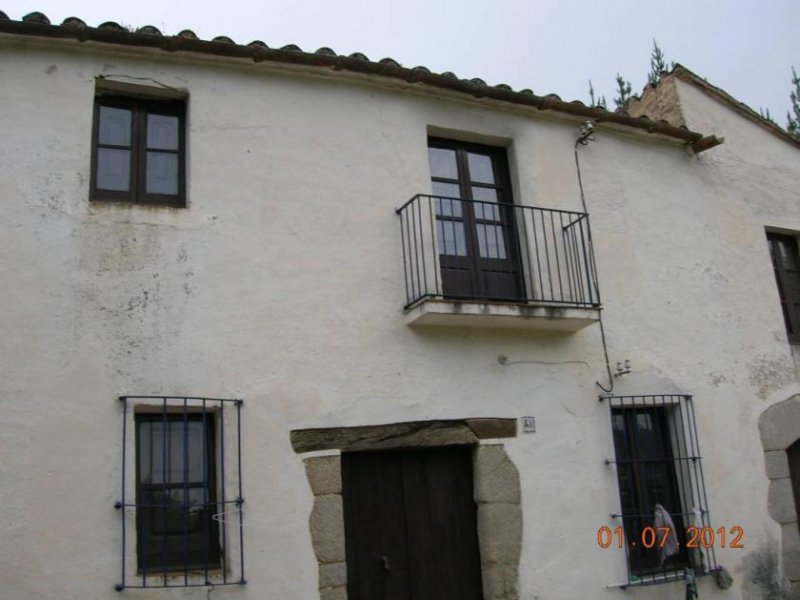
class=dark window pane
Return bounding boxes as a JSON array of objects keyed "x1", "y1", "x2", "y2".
[
  {"x1": 146, "y1": 152, "x2": 179, "y2": 195},
  {"x1": 477, "y1": 224, "x2": 507, "y2": 259},
  {"x1": 778, "y1": 239, "x2": 800, "y2": 270},
  {"x1": 147, "y1": 114, "x2": 180, "y2": 150},
  {"x1": 768, "y1": 233, "x2": 800, "y2": 341},
  {"x1": 142, "y1": 488, "x2": 208, "y2": 535},
  {"x1": 139, "y1": 421, "x2": 206, "y2": 484},
  {"x1": 611, "y1": 406, "x2": 686, "y2": 576},
  {"x1": 428, "y1": 147, "x2": 458, "y2": 179},
  {"x1": 434, "y1": 197, "x2": 463, "y2": 218},
  {"x1": 467, "y1": 153, "x2": 494, "y2": 184},
  {"x1": 437, "y1": 220, "x2": 467, "y2": 256},
  {"x1": 98, "y1": 106, "x2": 132, "y2": 146},
  {"x1": 432, "y1": 181, "x2": 460, "y2": 200},
  {"x1": 96, "y1": 148, "x2": 130, "y2": 191},
  {"x1": 136, "y1": 412, "x2": 219, "y2": 573},
  {"x1": 472, "y1": 187, "x2": 500, "y2": 220}
]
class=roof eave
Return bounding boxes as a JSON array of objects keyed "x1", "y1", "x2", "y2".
[{"x1": 0, "y1": 16, "x2": 716, "y2": 151}]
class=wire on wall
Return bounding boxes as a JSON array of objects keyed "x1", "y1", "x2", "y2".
[{"x1": 574, "y1": 121, "x2": 615, "y2": 394}]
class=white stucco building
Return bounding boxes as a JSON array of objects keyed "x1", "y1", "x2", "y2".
[{"x1": 2, "y1": 10, "x2": 800, "y2": 600}]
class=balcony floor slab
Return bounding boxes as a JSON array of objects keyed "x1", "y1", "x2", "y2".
[{"x1": 404, "y1": 299, "x2": 600, "y2": 332}]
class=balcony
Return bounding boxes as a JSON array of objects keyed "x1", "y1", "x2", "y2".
[{"x1": 397, "y1": 194, "x2": 601, "y2": 332}]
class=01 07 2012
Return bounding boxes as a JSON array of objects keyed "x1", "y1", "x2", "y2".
[{"x1": 596, "y1": 525, "x2": 744, "y2": 549}]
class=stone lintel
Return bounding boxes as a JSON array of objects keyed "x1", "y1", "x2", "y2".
[{"x1": 291, "y1": 418, "x2": 517, "y2": 454}]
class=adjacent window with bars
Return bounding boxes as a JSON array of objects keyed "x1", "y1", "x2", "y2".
[
  {"x1": 91, "y1": 89, "x2": 186, "y2": 207},
  {"x1": 767, "y1": 232, "x2": 800, "y2": 344},
  {"x1": 136, "y1": 413, "x2": 220, "y2": 572},
  {"x1": 116, "y1": 397, "x2": 245, "y2": 590},
  {"x1": 604, "y1": 394, "x2": 717, "y2": 587}
]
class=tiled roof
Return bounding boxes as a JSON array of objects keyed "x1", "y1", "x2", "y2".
[{"x1": 0, "y1": 10, "x2": 723, "y2": 153}]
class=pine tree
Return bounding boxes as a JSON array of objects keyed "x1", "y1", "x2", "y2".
[
  {"x1": 613, "y1": 74, "x2": 632, "y2": 110},
  {"x1": 648, "y1": 40, "x2": 669, "y2": 86},
  {"x1": 788, "y1": 66, "x2": 800, "y2": 137},
  {"x1": 760, "y1": 107, "x2": 776, "y2": 125},
  {"x1": 588, "y1": 80, "x2": 607, "y2": 110}
]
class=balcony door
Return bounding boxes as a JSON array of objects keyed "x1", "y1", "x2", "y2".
[{"x1": 427, "y1": 138, "x2": 523, "y2": 301}]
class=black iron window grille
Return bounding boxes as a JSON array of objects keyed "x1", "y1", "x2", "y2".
[
  {"x1": 601, "y1": 394, "x2": 718, "y2": 588},
  {"x1": 115, "y1": 396, "x2": 245, "y2": 590},
  {"x1": 397, "y1": 194, "x2": 600, "y2": 310}
]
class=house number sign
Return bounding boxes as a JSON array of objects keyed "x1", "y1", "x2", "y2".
[{"x1": 521, "y1": 416, "x2": 535, "y2": 434}]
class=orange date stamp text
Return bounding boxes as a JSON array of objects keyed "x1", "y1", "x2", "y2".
[{"x1": 596, "y1": 525, "x2": 744, "y2": 550}]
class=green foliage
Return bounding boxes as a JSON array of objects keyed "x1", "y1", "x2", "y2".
[
  {"x1": 613, "y1": 74, "x2": 632, "y2": 110},
  {"x1": 788, "y1": 66, "x2": 800, "y2": 137},
  {"x1": 648, "y1": 40, "x2": 669, "y2": 86},
  {"x1": 759, "y1": 107, "x2": 776, "y2": 125},
  {"x1": 588, "y1": 80, "x2": 607, "y2": 110}
]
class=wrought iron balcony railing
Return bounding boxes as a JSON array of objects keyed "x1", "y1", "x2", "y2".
[{"x1": 397, "y1": 194, "x2": 600, "y2": 310}]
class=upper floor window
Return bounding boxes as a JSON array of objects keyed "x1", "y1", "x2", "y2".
[
  {"x1": 91, "y1": 91, "x2": 186, "y2": 207},
  {"x1": 767, "y1": 232, "x2": 800, "y2": 344}
]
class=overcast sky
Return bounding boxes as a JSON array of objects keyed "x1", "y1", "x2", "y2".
[{"x1": 4, "y1": 1, "x2": 799, "y2": 125}]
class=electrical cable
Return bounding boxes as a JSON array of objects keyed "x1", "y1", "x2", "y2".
[{"x1": 574, "y1": 125, "x2": 615, "y2": 394}]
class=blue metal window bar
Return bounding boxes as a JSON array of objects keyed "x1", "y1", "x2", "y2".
[
  {"x1": 115, "y1": 396, "x2": 245, "y2": 590},
  {"x1": 600, "y1": 394, "x2": 719, "y2": 589}
]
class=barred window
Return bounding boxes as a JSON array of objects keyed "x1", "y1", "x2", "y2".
[
  {"x1": 116, "y1": 397, "x2": 245, "y2": 590},
  {"x1": 136, "y1": 413, "x2": 219, "y2": 572},
  {"x1": 604, "y1": 394, "x2": 718, "y2": 587}
]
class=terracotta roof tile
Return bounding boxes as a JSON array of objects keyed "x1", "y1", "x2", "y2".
[
  {"x1": 22, "y1": 11, "x2": 49, "y2": 24},
  {"x1": 0, "y1": 10, "x2": 724, "y2": 152}
]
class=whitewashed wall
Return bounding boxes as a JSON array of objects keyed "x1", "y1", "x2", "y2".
[{"x1": 1, "y1": 37, "x2": 799, "y2": 599}]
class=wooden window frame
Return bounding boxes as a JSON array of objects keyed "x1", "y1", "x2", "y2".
[
  {"x1": 767, "y1": 232, "x2": 800, "y2": 344},
  {"x1": 427, "y1": 137, "x2": 524, "y2": 301},
  {"x1": 90, "y1": 93, "x2": 187, "y2": 207},
  {"x1": 134, "y1": 412, "x2": 220, "y2": 574}
]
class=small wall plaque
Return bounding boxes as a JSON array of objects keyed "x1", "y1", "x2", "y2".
[{"x1": 521, "y1": 416, "x2": 535, "y2": 434}]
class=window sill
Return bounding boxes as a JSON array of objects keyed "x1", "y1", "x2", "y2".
[
  {"x1": 121, "y1": 568, "x2": 242, "y2": 590},
  {"x1": 607, "y1": 572, "x2": 685, "y2": 590},
  {"x1": 90, "y1": 196, "x2": 187, "y2": 209},
  {"x1": 404, "y1": 298, "x2": 600, "y2": 332}
]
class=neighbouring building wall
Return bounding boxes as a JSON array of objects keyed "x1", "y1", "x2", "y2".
[
  {"x1": 670, "y1": 76, "x2": 800, "y2": 598},
  {"x1": 627, "y1": 74, "x2": 686, "y2": 127},
  {"x1": 2, "y1": 37, "x2": 800, "y2": 600}
]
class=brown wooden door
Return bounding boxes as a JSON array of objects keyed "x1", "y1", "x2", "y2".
[
  {"x1": 342, "y1": 446, "x2": 484, "y2": 600},
  {"x1": 427, "y1": 138, "x2": 523, "y2": 301}
]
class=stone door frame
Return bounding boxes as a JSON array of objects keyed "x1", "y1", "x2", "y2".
[
  {"x1": 758, "y1": 394, "x2": 800, "y2": 597},
  {"x1": 291, "y1": 418, "x2": 522, "y2": 600}
]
